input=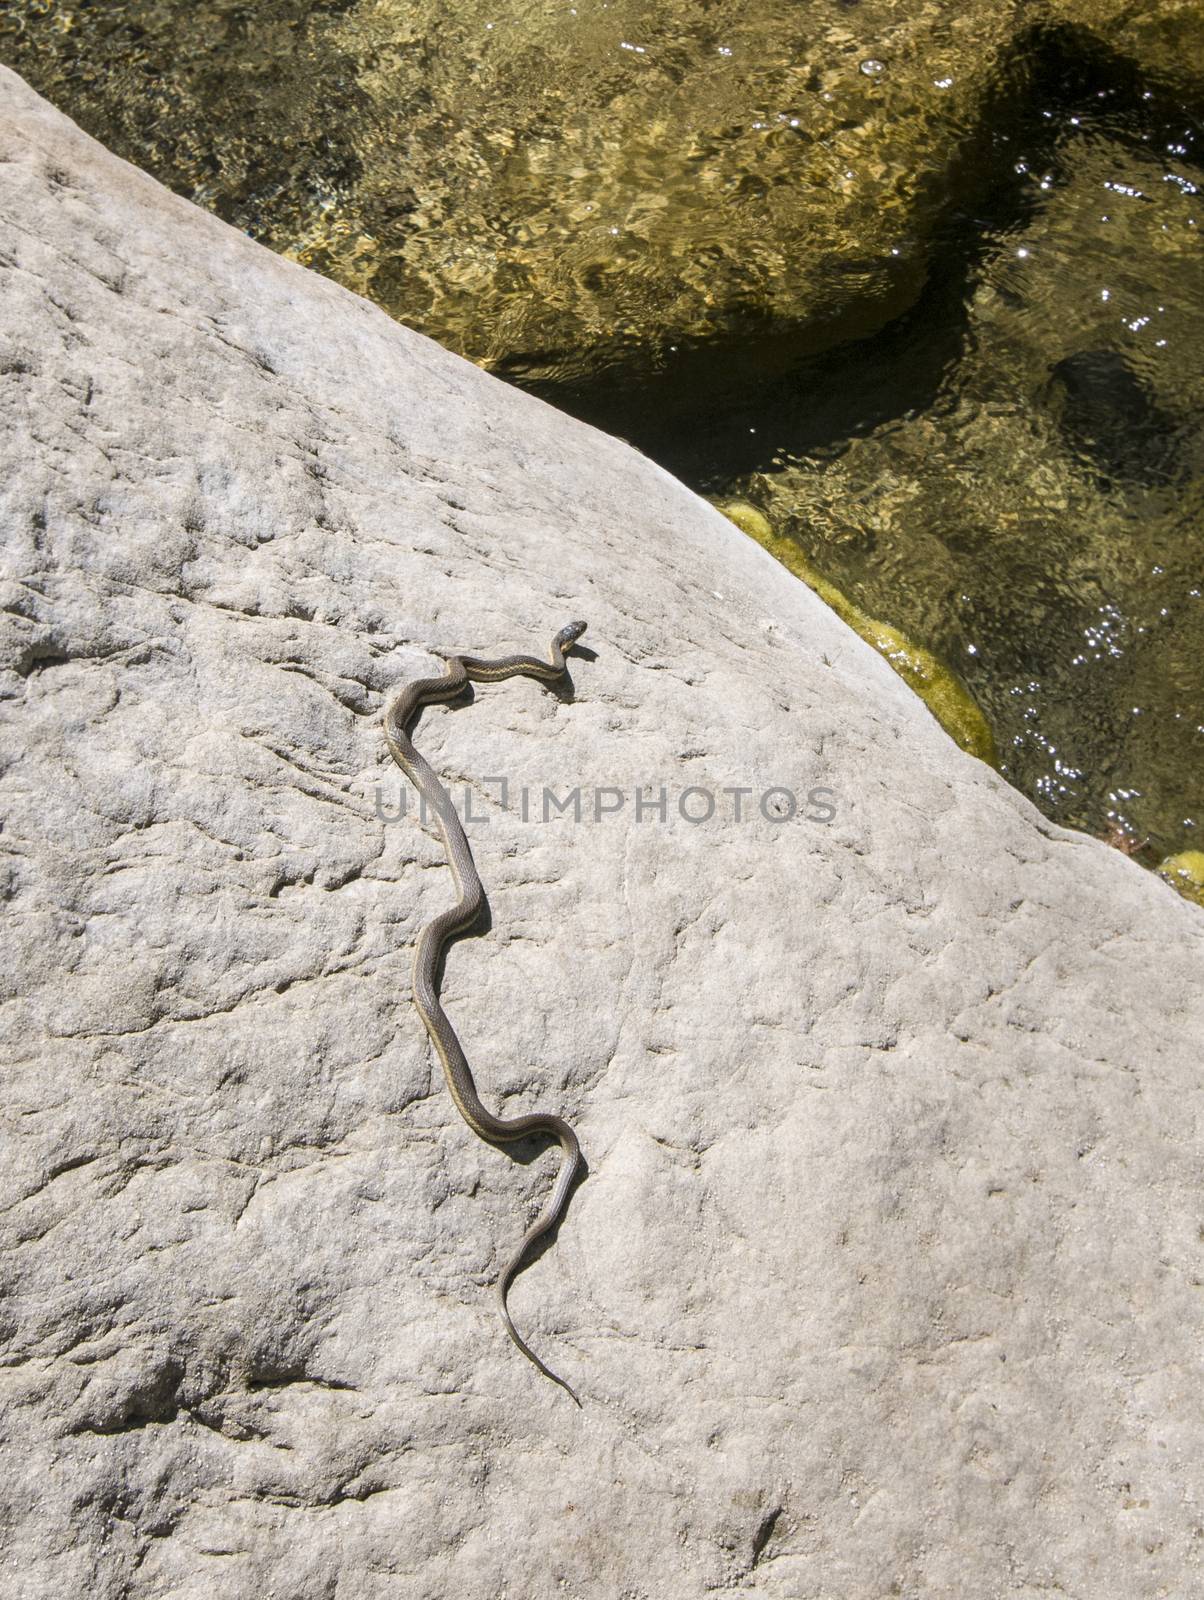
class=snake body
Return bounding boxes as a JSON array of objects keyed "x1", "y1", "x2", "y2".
[{"x1": 383, "y1": 622, "x2": 588, "y2": 1404}]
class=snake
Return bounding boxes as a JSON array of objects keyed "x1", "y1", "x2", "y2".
[{"x1": 383, "y1": 621, "x2": 589, "y2": 1404}]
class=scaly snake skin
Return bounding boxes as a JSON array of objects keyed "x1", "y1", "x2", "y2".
[{"x1": 383, "y1": 622, "x2": 588, "y2": 1403}]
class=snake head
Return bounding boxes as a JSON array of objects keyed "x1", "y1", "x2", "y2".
[{"x1": 555, "y1": 620, "x2": 588, "y2": 651}]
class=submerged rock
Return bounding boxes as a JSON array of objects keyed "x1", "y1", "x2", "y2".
[
  {"x1": 1156, "y1": 848, "x2": 1204, "y2": 907},
  {"x1": 1047, "y1": 349, "x2": 1182, "y2": 489},
  {"x1": 2, "y1": 68, "x2": 1203, "y2": 1599}
]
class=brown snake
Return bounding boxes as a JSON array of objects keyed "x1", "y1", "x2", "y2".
[{"x1": 383, "y1": 622, "x2": 588, "y2": 1403}]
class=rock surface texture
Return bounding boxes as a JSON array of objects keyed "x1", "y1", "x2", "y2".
[{"x1": 1, "y1": 68, "x2": 1202, "y2": 1599}]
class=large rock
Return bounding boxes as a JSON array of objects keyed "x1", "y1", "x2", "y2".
[{"x1": 1, "y1": 67, "x2": 1202, "y2": 1598}]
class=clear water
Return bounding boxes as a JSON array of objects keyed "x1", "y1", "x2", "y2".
[{"x1": 629, "y1": 51, "x2": 1204, "y2": 859}]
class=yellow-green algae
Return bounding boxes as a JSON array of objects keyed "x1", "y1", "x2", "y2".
[
  {"x1": 716, "y1": 499, "x2": 998, "y2": 766},
  {"x1": 1155, "y1": 850, "x2": 1204, "y2": 909}
]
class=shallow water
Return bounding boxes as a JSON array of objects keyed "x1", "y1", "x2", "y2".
[
  {"x1": 651, "y1": 52, "x2": 1204, "y2": 859},
  {"x1": 2, "y1": 6, "x2": 1200, "y2": 860},
  {"x1": 720, "y1": 69, "x2": 1201, "y2": 859}
]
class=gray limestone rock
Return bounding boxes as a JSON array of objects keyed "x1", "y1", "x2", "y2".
[{"x1": 0, "y1": 66, "x2": 1201, "y2": 1599}]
